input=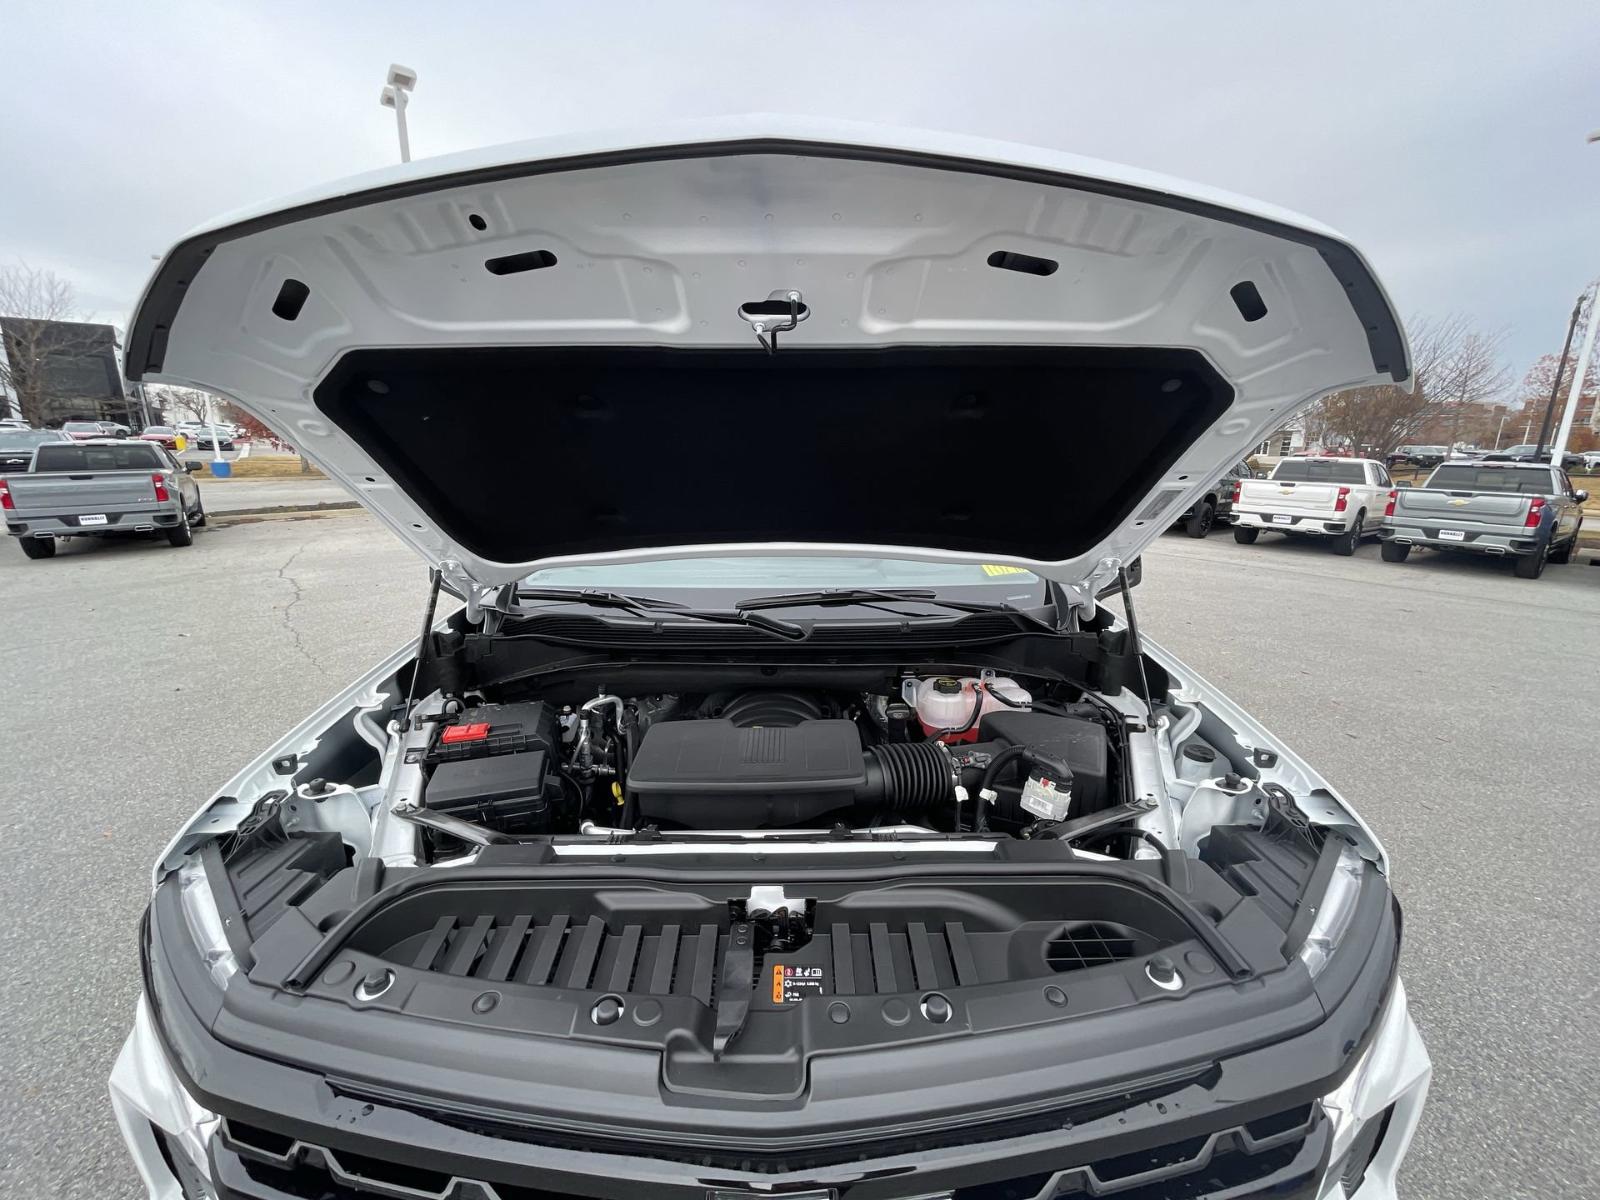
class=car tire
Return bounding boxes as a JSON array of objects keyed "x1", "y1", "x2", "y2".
[
  {"x1": 1233, "y1": 526, "x2": 1259, "y2": 545},
  {"x1": 1185, "y1": 500, "x2": 1216, "y2": 539},
  {"x1": 1513, "y1": 545, "x2": 1547, "y2": 579},
  {"x1": 1548, "y1": 522, "x2": 1578, "y2": 564},
  {"x1": 190, "y1": 496, "x2": 207, "y2": 528},
  {"x1": 167, "y1": 515, "x2": 194, "y2": 548},
  {"x1": 19, "y1": 536, "x2": 56, "y2": 560},
  {"x1": 1380, "y1": 541, "x2": 1411, "y2": 563},
  {"x1": 1331, "y1": 512, "x2": 1364, "y2": 556}
]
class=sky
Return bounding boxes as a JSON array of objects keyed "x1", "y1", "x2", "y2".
[{"x1": 1, "y1": 0, "x2": 1596, "y2": 400}]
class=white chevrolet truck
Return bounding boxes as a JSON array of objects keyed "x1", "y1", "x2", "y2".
[{"x1": 1232, "y1": 457, "x2": 1393, "y2": 555}]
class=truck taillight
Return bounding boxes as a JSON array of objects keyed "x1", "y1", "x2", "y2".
[
  {"x1": 1525, "y1": 495, "x2": 1545, "y2": 528},
  {"x1": 0, "y1": 478, "x2": 11, "y2": 511},
  {"x1": 152, "y1": 473, "x2": 170, "y2": 503},
  {"x1": 1384, "y1": 489, "x2": 1397, "y2": 517},
  {"x1": 1231, "y1": 480, "x2": 1242, "y2": 504},
  {"x1": 1334, "y1": 486, "x2": 1351, "y2": 513}
]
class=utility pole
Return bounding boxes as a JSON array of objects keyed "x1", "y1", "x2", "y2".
[
  {"x1": 379, "y1": 64, "x2": 418, "y2": 163},
  {"x1": 1534, "y1": 294, "x2": 1584, "y2": 455}
]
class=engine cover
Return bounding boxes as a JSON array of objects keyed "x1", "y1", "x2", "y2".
[{"x1": 628, "y1": 719, "x2": 867, "y2": 828}]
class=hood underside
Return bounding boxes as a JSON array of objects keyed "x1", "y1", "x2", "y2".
[{"x1": 126, "y1": 116, "x2": 1408, "y2": 595}]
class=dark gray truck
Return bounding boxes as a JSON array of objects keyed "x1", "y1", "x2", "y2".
[
  {"x1": 1378, "y1": 460, "x2": 1586, "y2": 579},
  {"x1": 1, "y1": 439, "x2": 204, "y2": 560}
]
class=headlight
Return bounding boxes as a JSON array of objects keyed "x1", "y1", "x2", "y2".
[
  {"x1": 1297, "y1": 843, "x2": 1364, "y2": 978},
  {"x1": 177, "y1": 858, "x2": 238, "y2": 989}
]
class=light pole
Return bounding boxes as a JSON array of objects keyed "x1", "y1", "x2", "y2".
[
  {"x1": 379, "y1": 64, "x2": 418, "y2": 163},
  {"x1": 1550, "y1": 285, "x2": 1599, "y2": 466}
]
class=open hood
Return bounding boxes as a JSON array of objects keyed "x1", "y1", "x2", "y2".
[{"x1": 127, "y1": 115, "x2": 1408, "y2": 605}]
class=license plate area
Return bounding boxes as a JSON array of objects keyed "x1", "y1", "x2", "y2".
[
  {"x1": 1271, "y1": 514, "x2": 1293, "y2": 525},
  {"x1": 1437, "y1": 529, "x2": 1465, "y2": 541},
  {"x1": 78, "y1": 513, "x2": 108, "y2": 526}
]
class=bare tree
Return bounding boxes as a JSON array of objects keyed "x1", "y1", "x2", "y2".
[
  {"x1": 147, "y1": 384, "x2": 213, "y2": 424},
  {"x1": 1299, "y1": 315, "x2": 1509, "y2": 455},
  {"x1": 0, "y1": 262, "x2": 104, "y2": 425}
]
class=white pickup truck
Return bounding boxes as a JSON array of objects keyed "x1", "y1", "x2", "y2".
[{"x1": 1231, "y1": 457, "x2": 1393, "y2": 555}]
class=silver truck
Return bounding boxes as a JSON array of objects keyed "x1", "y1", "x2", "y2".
[
  {"x1": 1, "y1": 438, "x2": 205, "y2": 560},
  {"x1": 1378, "y1": 460, "x2": 1586, "y2": 578}
]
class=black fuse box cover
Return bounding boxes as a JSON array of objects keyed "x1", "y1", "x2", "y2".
[
  {"x1": 426, "y1": 751, "x2": 553, "y2": 833},
  {"x1": 426, "y1": 700, "x2": 556, "y2": 764}
]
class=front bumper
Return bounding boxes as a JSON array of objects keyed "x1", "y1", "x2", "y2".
[{"x1": 112, "y1": 977, "x2": 1430, "y2": 1200}]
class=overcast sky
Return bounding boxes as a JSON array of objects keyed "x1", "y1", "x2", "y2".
[{"x1": 3, "y1": 0, "x2": 1595, "y2": 396}]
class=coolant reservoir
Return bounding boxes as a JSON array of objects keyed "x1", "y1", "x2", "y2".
[{"x1": 902, "y1": 674, "x2": 1031, "y2": 743}]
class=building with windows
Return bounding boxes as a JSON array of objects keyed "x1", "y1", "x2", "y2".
[{"x1": 0, "y1": 318, "x2": 141, "y2": 428}]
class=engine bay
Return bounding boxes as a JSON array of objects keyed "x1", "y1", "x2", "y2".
[{"x1": 404, "y1": 673, "x2": 1134, "y2": 853}]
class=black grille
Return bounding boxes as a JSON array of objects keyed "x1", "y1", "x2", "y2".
[
  {"x1": 218, "y1": 1105, "x2": 1325, "y2": 1200},
  {"x1": 1044, "y1": 922, "x2": 1149, "y2": 973}
]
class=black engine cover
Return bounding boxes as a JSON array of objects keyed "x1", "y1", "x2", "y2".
[{"x1": 629, "y1": 719, "x2": 867, "y2": 828}]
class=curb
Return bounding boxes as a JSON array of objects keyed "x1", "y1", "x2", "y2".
[{"x1": 209, "y1": 501, "x2": 362, "y2": 520}]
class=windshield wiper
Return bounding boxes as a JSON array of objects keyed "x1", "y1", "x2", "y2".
[
  {"x1": 513, "y1": 587, "x2": 808, "y2": 641},
  {"x1": 734, "y1": 587, "x2": 1058, "y2": 630}
]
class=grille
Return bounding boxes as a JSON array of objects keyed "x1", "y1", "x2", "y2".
[
  {"x1": 218, "y1": 1105, "x2": 1324, "y2": 1200},
  {"x1": 1044, "y1": 922, "x2": 1150, "y2": 973}
]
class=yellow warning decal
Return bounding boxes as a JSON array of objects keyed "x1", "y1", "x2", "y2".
[
  {"x1": 981, "y1": 564, "x2": 1027, "y2": 576},
  {"x1": 772, "y1": 963, "x2": 786, "y2": 1004}
]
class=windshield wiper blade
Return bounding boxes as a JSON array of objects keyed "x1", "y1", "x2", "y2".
[
  {"x1": 515, "y1": 586, "x2": 690, "y2": 615},
  {"x1": 514, "y1": 587, "x2": 807, "y2": 641},
  {"x1": 735, "y1": 587, "x2": 1063, "y2": 633}
]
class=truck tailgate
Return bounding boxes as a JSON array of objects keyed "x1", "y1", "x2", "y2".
[
  {"x1": 1238, "y1": 479, "x2": 1339, "y2": 515},
  {"x1": 1393, "y1": 490, "x2": 1529, "y2": 529},
  {"x1": 8, "y1": 471, "x2": 161, "y2": 516}
]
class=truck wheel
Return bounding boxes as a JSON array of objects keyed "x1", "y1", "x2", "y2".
[
  {"x1": 1184, "y1": 499, "x2": 1216, "y2": 539},
  {"x1": 1380, "y1": 541, "x2": 1411, "y2": 563},
  {"x1": 190, "y1": 497, "x2": 207, "y2": 528},
  {"x1": 167, "y1": 516, "x2": 194, "y2": 548},
  {"x1": 1331, "y1": 512, "x2": 1364, "y2": 556},
  {"x1": 1513, "y1": 546, "x2": 1547, "y2": 579},
  {"x1": 1548, "y1": 525, "x2": 1578, "y2": 564},
  {"x1": 1233, "y1": 526, "x2": 1259, "y2": 545},
  {"x1": 19, "y1": 537, "x2": 56, "y2": 560}
]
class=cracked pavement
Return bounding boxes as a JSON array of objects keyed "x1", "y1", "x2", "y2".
[
  {"x1": 2, "y1": 512, "x2": 1597, "y2": 1198},
  {"x1": 273, "y1": 544, "x2": 316, "y2": 667}
]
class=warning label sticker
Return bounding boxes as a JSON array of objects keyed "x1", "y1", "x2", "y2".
[{"x1": 770, "y1": 962, "x2": 827, "y2": 1005}]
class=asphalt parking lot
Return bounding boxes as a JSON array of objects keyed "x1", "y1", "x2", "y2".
[{"x1": 1, "y1": 513, "x2": 1596, "y2": 1199}]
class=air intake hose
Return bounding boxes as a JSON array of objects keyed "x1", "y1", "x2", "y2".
[{"x1": 858, "y1": 741, "x2": 957, "y2": 811}]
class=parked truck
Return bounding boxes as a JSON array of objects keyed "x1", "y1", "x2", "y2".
[
  {"x1": 1378, "y1": 460, "x2": 1586, "y2": 579},
  {"x1": 1, "y1": 438, "x2": 204, "y2": 559},
  {"x1": 1231, "y1": 456, "x2": 1393, "y2": 554}
]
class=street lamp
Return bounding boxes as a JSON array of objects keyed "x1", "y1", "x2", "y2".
[{"x1": 379, "y1": 64, "x2": 418, "y2": 163}]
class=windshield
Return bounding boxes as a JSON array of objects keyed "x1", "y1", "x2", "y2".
[
  {"x1": 143, "y1": 427, "x2": 175, "y2": 435},
  {"x1": 62, "y1": 422, "x2": 102, "y2": 432},
  {"x1": 33, "y1": 443, "x2": 164, "y2": 472},
  {"x1": 1271, "y1": 460, "x2": 1367, "y2": 483},
  {"x1": 524, "y1": 556, "x2": 1047, "y2": 607},
  {"x1": 0, "y1": 431, "x2": 62, "y2": 450},
  {"x1": 1426, "y1": 465, "x2": 1554, "y2": 494}
]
